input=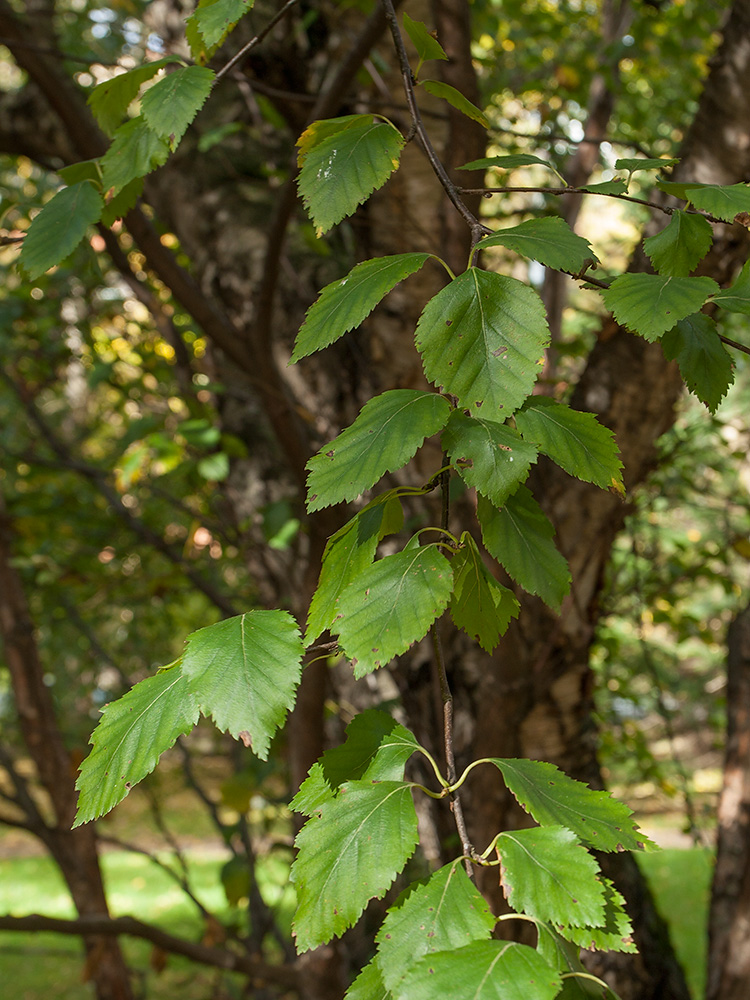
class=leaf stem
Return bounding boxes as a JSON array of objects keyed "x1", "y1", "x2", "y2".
[{"x1": 561, "y1": 971, "x2": 624, "y2": 998}]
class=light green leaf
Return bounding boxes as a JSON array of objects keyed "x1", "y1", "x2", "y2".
[
  {"x1": 100, "y1": 117, "x2": 170, "y2": 196},
  {"x1": 335, "y1": 546, "x2": 454, "y2": 677},
  {"x1": 87, "y1": 57, "x2": 180, "y2": 136},
  {"x1": 345, "y1": 960, "x2": 392, "y2": 1000},
  {"x1": 421, "y1": 80, "x2": 489, "y2": 128},
  {"x1": 415, "y1": 268, "x2": 549, "y2": 419},
  {"x1": 291, "y1": 780, "x2": 419, "y2": 952},
  {"x1": 458, "y1": 154, "x2": 556, "y2": 173},
  {"x1": 475, "y1": 218, "x2": 598, "y2": 274},
  {"x1": 477, "y1": 488, "x2": 570, "y2": 611},
  {"x1": 497, "y1": 826, "x2": 605, "y2": 927},
  {"x1": 376, "y1": 860, "x2": 495, "y2": 992},
  {"x1": 399, "y1": 942, "x2": 561, "y2": 1000},
  {"x1": 141, "y1": 65, "x2": 215, "y2": 149},
  {"x1": 297, "y1": 117, "x2": 405, "y2": 236},
  {"x1": 403, "y1": 13, "x2": 448, "y2": 63},
  {"x1": 190, "y1": 0, "x2": 254, "y2": 48},
  {"x1": 600, "y1": 273, "x2": 719, "y2": 342},
  {"x1": 581, "y1": 180, "x2": 628, "y2": 195},
  {"x1": 614, "y1": 157, "x2": 678, "y2": 175},
  {"x1": 557, "y1": 878, "x2": 636, "y2": 953},
  {"x1": 490, "y1": 758, "x2": 656, "y2": 852},
  {"x1": 711, "y1": 258, "x2": 750, "y2": 314},
  {"x1": 74, "y1": 665, "x2": 199, "y2": 825},
  {"x1": 444, "y1": 411, "x2": 537, "y2": 506},
  {"x1": 19, "y1": 181, "x2": 104, "y2": 280},
  {"x1": 449, "y1": 533, "x2": 519, "y2": 651},
  {"x1": 292, "y1": 253, "x2": 432, "y2": 362},
  {"x1": 643, "y1": 211, "x2": 713, "y2": 276},
  {"x1": 514, "y1": 397, "x2": 623, "y2": 493},
  {"x1": 306, "y1": 390, "x2": 451, "y2": 512},
  {"x1": 685, "y1": 182, "x2": 750, "y2": 221},
  {"x1": 181, "y1": 610, "x2": 303, "y2": 759},
  {"x1": 661, "y1": 313, "x2": 733, "y2": 414}
]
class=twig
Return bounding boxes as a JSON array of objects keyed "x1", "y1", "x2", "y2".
[
  {"x1": 214, "y1": 0, "x2": 302, "y2": 83},
  {"x1": 719, "y1": 333, "x2": 750, "y2": 357}
]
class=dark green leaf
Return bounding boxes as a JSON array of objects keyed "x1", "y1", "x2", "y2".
[
  {"x1": 100, "y1": 177, "x2": 143, "y2": 226},
  {"x1": 711, "y1": 258, "x2": 750, "y2": 314},
  {"x1": 74, "y1": 665, "x2": 199, "y2": 825},
  {"x1": 335, "y1": 546, "x2": 454, "y2": 677},
  {"x1": 661, "y1": 313, "x2": 733, "y2": 414},
  {"x1": 600, "y1": 273, "x2": 719, "y2": 341},
  {"x1": 415, "y1": 268, "x2": 549, "y2": 418},
  {"x1": 345, "y1": 960, "x2": 392, "y2": 1000},
  {"x1": 292, "y1": 253, "x2": 432, "y2": 362},
  {"x1": 458, "y1": 154, "x2": 556, "y2": 172},
  {"x1": 444, "y1": 411, "x2": 537, "y2": 506},
  {"x1": 297, "y1": 117, "x2": 405, "y2": 235},
  {"x1": 57, "y1": 160, "x2": 100, "y2": 185},
  {"x1": 475, "y1": 218, "x2": 598, "y2": 274},
  {"x1": 497, "y1": 826, "x2": 605, "y2": 927},
  {"x1": 514, "y1": 398, "x2": 623, "y2": 493},
  {"x1": 19, "y1": 181, "x2": 103, "y2": 280},
  {"x1": 490, "y1": 758, "x2": 656, "y2": 852},
  {"x1": 643, "y1": 211, "x2": 713, "y2": 276},
  {"x1": 614, "y1": 157, "x2": 678, "y2": 175},
  {"x1": 376, "y1": 860, "x2": 495, "y2": 992},
  {"x1": 296, "y1": 115, "x2": 371, "y2": 164},
  {"x1": 87, "y1": 57, "x2": 180, "y2": 136},
  {"x1": 190, "y1": 0, "x2": 254, "y2": 48},
  {"x1": 581, "y1": 180, "x2": 628, "y2": 195},
  {"x1": 685, "y1": 182, "x2": 750, "y2": 221},
  {"x1": 181, "y1": 611, "x2": 303, "y2": 759},
  {"x1": 557, "y1": 878, "x2": 636, "y2": 953},
  {"x1": 141, "y1": 65, "x2": 215, "y2": 149},
  {"x1": 449, "y1": 533, "x2": 519, "y2": 650},
  {"x1": 292, "y1": 780, "x2": 419, "y2": 952},
  {"x1": 421, "y1": 80, "x2": 489, "y2": 128},
  {"x1": 402, "y1": 13, "x2": 448, "y2": 63},
  {"x1": 100, "y1": 117, "x2": 170, "y2": 196},
  {"x1": 477, "y1": 488, "x2": 570, "y2": 611},
  {"x1": 306, "y1": 390, "x2": 451, "y2": 512}
]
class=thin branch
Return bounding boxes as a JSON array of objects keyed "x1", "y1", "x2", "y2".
[
  {"x1": 719, "y1": 333, "x2": 750, "y2": 357},
  {"x1": 214, "y1": 0, "x2": 302, "y2": 83},
  {"x1": 459, "y1": 183, "x2": 680, "y2": 216}
]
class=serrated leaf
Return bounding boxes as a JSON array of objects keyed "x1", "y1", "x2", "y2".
[
  {"x1": 297, "y1": 117, "x2": 405, "y2": 235},
  {"x1": 449, "y1": 533, "x2": 519, "y2": 650},
  {"x1": 643, "y1": 211, "x2": 713, "y2": 276},
  {"x1": 600, "y1": 273, "x2": 719, "y2": 342},
  {"x1": 536, "y1": 929, "x2": 618, "y2": 999},
  {"x1": 497, "y1": 826, "x2": 605, "y2": 927},
  {"x1": 87, "y1": 57, "x2": 180, "y2": 136},
  {"x1": 335, "y1": 546, "x2": 454, "y2": 677},
  {"x1": 291, "y1": 709, "x2": 423, "y2": 816},
  {"x1": 403, "y1": 13, "x2": 447, "y2": 63},
  {"x1": 399, "y1": 941, "x2": 561, "y2": 1000},
  {"x1": 346, "y1": 960, "x2": 392, "y2": 1000},
  {"x1": 19, "y1": 181, "x2": 103, "y2": 280},
  {"x1": 190, "y1": 0, "x2": 254, "y2": 48},
  {"x1": 581, "y1": 180, "x2": 628, "y2": 195},
  {"x1": 711, "y1": 258, "x2": 750, "y2": 314},
  {"x1": 100, "y1": 177, "x2": 143, "y2": 226},
  {"x1": 475, "y1": 218, "x2": 598, "y2": 274},
  {"x1": 57, "y1": 160, "x2": 100, "y2": 185},
  {"x1": 661, "y1": 313, "x2": 733, "y2": 414},
  {"x1": 296, "y1": 115, "x2": 371, "y2": 164},
  {"x1": 305, "y1": 495, "x2": 403, "y2": 645},
  {"x1": 490, "y1": 758, "x2": 655, "y2": 852},
  {"x1": 477, "y1": 488, "x2": 570, "y2": 611},
  {"x1": 557, "y1": 878, "x2": 636, "y2": 953},
  {"x1": 141, "y1": 65, "x2": 215, "y2": 149},
  {"x1": 292, "y1": 253, "x2": 432, "y2": 362},
  {"x1": 181, "y1": 610, "x2": 303, "y2": 759},
  {"x1": 614, "y1": 157, "x2": 679, "y2": 175},
  {"x1": 306, "y1": 390, "x2": 451, "y2": 512},
  {"x1": 685, "y1": 182, "x2": 750, "y2": 221},
  {"x1": 74, "y1": 665, "x2": 199, "y2": 825},
  {"x1": 376, "y1": 861, "x2": 495, "y2": 992},
  {"x1": 291, "y1": 780, "x2": 419, "y2": 952},
  {"x1": 100, "y1": 116, "x2": 170, "y2": 196},
  {"x1": 421, "y1": 80, "x2": 489, "y2": 128},
  {"x1": 444, "y1": 411, "x2": 537, "y2": 506},
  {"x1": 415, "y1": 269, "x2": 549, "y2": 419},
  {"x1": 514, "y1": 398, "x2": 623, "y2": 493},
  {"x1": 458, "y1": 154, "x2": 556, "y2": 172}
]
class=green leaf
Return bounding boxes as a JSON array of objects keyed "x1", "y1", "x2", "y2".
[
  {"x1": 189, "y1": 0, "x2": 254, "y2": 48},
  {"x1": 600, "y1": 273, "x2": 719, "y2": 342},
  {"x1": 345, "y1": 960, "x2": 392, "y2": 1000},
  {"x1": 514, "y1": 398, "x2": 623, "y2": 493},
  {"x1": 87, "y1": 57, "x2": 180, "y2": 136},
  {"x1": 643, "y1": 211, "x2": 713, "y2": 276},
  {"x1": 449, "y1": 534, "x2": 519, "y2": 651},
  {"x1": 181, "y1": 610, "x2": 303, "y2": 759},
  {"x1": 141, "y1": 65, "x2": 215, "y2": 149},
  {"x1": 297, "y1": 117, "x2": 405, "y2": 236},
  {"x1": 557, "y1": 878, "x2": 636, "y2": 953},
  {"x1": 444, "y1": 411, "x2": 537, "y2": 506},
  {"x1": 399, "y1": 942, "x2": 561, "y2": 1000},
  {"x1": 415, "y1": 269, "x2": 549, "y2": 419},
  {"x1": 306, "y1": 390, "x2": 451, "y2": 512},
  {"x1": 19, "y1": 181, "x2": 103, "y2": 280},
  {"x1": 402, "y1": 13, "x2": 448, "y2": 63},
  {"x1": 100, "y1": 177, "x2": 143, "y2": 226},
  {"x1": 335, "y1": 546, "x2": 454, "y2": 677},
  {"x1": 685, "y1": 182, "x2": 750, "y2": 221},
  {"x1": 497, "y1": 826, "x2": 605, "y2": 927},
  {"x1": 458, "y1": 154, "x2": 557, "y2": 173},
  {"x1": 376, "y1": 860, "x2": 495, "y2": 992},
  {"x1": 614, "y1": 157, "x2": 679, "y2": 175},
  {"x1": 100, "y1": 117, "x2": 170, "y2": 196},
  {"x1": 477, "y1": 488, "x2": 570, "y2": 611},
  {"x1": 296, "y1": 115, "x2": 371, "y2": 164},
  {"x1": 421, "y1": 80, "x2": 489, "y2": 128},
  {"x1": 711, "y1": 258, "x2": 750, "y2": 314},
  {"x1": 74, "y1": 665, "x2": 199, "y2": 825},
  {"x1": 490, "y1": 758, "x2": 656, "y2": 852},
  {"x1": 581, "y1": 180, "x2": 628, "y2": 195},
  {"x1": 305, "y1": 495, "x2": 403, "y2": 645},
  {"x1": 661, "y1": 313, "x2": 733, "y2": 414},
  {"x1": 292, "y1": 253, "x2": 432, "y2": 362},
  {"x1": 291, "y1": 780, "x2": 419, "y2": 952},
  {"x1": 475, "y1": 218, "x2": 598, "y2": 274},
  {"x1": 57, "y1": 160, "x2": 100, "y2": 186}
]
